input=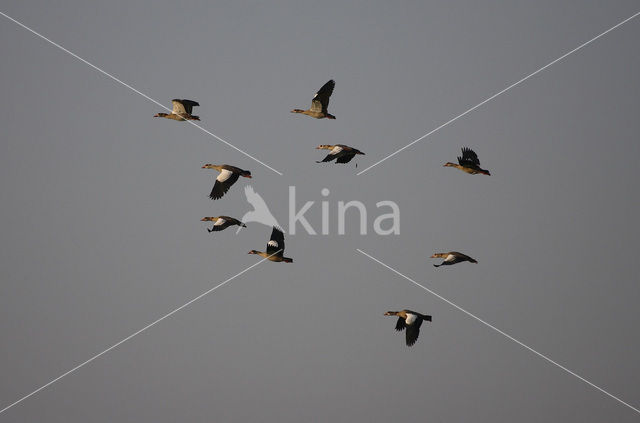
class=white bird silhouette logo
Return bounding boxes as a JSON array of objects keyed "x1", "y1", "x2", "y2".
[{"x1": 236, "y1": 186, "x2": 282, "y2": 233}]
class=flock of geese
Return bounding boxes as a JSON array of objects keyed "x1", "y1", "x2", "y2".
[{"x1": 155, "y1": 80, "x2": 491, "y2": 347}]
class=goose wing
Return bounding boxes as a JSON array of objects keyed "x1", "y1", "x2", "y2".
[
  {"x1": 310, "y1": 80, "x2": 335, "y2": 113},
  {"x1": 405, "y1": 325, "x2": 420, "y2": 346},
  {"x1": 171, "y1": 100, "x2": 187, "y2": 115},
  {"x1": 451, "y1": 251, "x2": 477, "y2": 263},
  {"x1": 223, "y1": 217, "x2": 242, "y2": 226},
  {"x1": 266, "y1": 227, "x2": 285, "y2": 256},
  {"x1": 335, "y1": 153, "x2": 356, "y2": 163},
  {"x1": 317, "y1": 146, "x2": 344, "y2": 163},
  {"x1": 208, "y1": 217, "x2": 229, "y2": 231},
  {"x1": 404, "y1": 315, "x2": 424, "y2": 347},
  {"x1": 209, "y1": 169, "x2": 240, "y2": 200},
  {"x1": 172, "y1": 99, "x2": 199, "y2": 115},
  {"x1": 458, "y1": 147, "x2": 481, "y2": 167},
  {"x1": 443, "y1": 253, "x2": 462, "y2": 264},
  {"x1": 395, "y1": 316, "x2": 406, "y2": 332},
  {"x1": 318, "y1": 153, "x2": 338, "y2": 163}
]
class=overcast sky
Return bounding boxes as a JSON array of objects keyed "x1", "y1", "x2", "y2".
[{"x1": 1, "y1": 1, "x2": 639, "y2": 422}]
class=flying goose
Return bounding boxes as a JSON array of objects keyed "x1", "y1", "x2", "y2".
[
  {"x1": 384, "y1": 310, "x2": 432, "y2": 347},
  {"x1": 154, "y1": 99, "x2": 200, "y2": 121},
  {"x1": 431, "y1": 251, "x2": 478, "y2": 267},
  {"x1": 291, "y1": 80, "x2": 336, "y2": 119},
  {"x1": 202, "y1": 164, "x2": 252, "y2": 200},
  {"x1": 443, "y1": 147, "x2": 490, "y2": 175},
  {"x1": 201, "y1": 216, "x2": 246, "y2": 232},
  {"x1": 316, "y1": 144, "x2": 365, "y2": 164},
  {"x1": 248, "y1": 227, "x2": 293, "y2": 263}
]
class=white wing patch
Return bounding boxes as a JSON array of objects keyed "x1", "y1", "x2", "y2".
[
  {"x1": 171, "y1": 100, "x2": 187, "y2": 115},
  {"x1": 405, "y1": 313, "x2": 417, "y2": 325},
  {"x1": 445, "y1": 254, "x2": 456, "y2": 262},
  {"x1": 213, "y1": 218, "x2": 226, "y2": 226},
  {"x1": 268, "y1": 240, "x2": 279, "y2": 248},
  {"x1": 217, "y1": 169, "x2": 234, "y2": 182},
  {"x1": 330, "y1": 146, "x2": 343, "y2": 155}
]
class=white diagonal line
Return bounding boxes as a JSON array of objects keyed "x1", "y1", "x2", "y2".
[
  {"x1": 0, "y1": 252, "x2": 280, "y2": 415},
  {"x1": 356, "y1": 248, "x2": 640, "y2": 415},
  {"x1": 0, "y1": 11, "x2": 283, "y2": 176},
  {"x1": 357, "y1": 11, "x2": 640, "y2": 176}
]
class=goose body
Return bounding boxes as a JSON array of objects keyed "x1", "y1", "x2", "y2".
[
  {"x1": 248, "y1": 227, "x2": 293, "y2": 263},
  {"x1": 384, "y1": 310, "x2": 432, "y2": 347},
  {"x1": 154, "y1": 99, "x2": 200, "y2": 121},
  {"x1": 202, "y1": 164, "x2": 252, "y2": 200},
  {"x1": 201, "y1": 216, "x2": 246, "y2": 232},
  {"x1": 291, "y1": 80, "x2": 336, "y2": 119},
  {"x1": 444, "y1": 147, "x2": 490, "y2": 175},
  {"x1": 316, "y1": 144, "x2": 365, "y2": 164},
  {"x1": 431, "y1": 251, "x2": 478, "y2": 267}
]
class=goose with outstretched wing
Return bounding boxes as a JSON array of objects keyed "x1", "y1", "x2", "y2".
[
  {"x1": 202, "y1": 164, "x2": 252, "y2": 200},
  {"x1": 248, "y1": 227, "x2": 293, "y2": 263},
  {"x1": 291, "y1": 80, "x2": 336, "y2": 119},
  {"x1": 443, "y1": 147, "x2": 490, "y2": 175},
  {"x1": 384, "y1": 310, "x2": 432, "y2": 347},
  {"x1": 154, "y1": 99, "x2": 200, "y2": 121},
  {"x1": 201, "y1": 216, "x2": 246, "y2": 232},
  {"x1": 316, "y1": 144, "x2": 365, "y2": 164},
  {"x1": 431, "y1": 251, "x2": 478, "y2": 267}
]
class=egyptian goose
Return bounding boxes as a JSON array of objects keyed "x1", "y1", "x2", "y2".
[
  {"x1": 384, "y1": 310, "x2": 432, "y2": 347},
  {"x1": 201, "y1": 164, "x2": 252, "y2": 200},
  {"x1": 443, "y1": 147, "x2": 490, "y2": 175},
  {"x1": 201, "y1": 216, "x2": 246, "y2": 232},
  {"x1": 248, "y1": 227, "x2": 293, "y2": 263},
  {"x1": 316, "y1": 144, "x2": 365, "y2": 164},
  {"x1": 154, "y1": 99, "x2": 200, "y2": 121},
  {"x1": 291, "y1": 80, "x2": 336, "y2": 119},
  {"x1": 431, "y1": 251, "x2": 478, "y2": 267}
]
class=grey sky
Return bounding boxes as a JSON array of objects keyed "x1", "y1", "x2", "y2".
[{"x1": 1, "y1": 1, "x2": 639, "y2": 422}]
